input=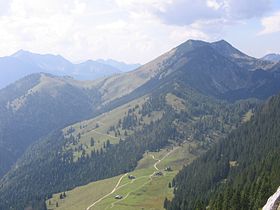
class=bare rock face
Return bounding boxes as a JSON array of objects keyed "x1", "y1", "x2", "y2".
[{"x1": 263, "y1": 186, "x2": 280, "y2": 210}]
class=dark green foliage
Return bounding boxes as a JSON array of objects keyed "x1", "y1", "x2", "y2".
[
  {"x1": 122, "y1": 112, "x2": 138, "y2": 130},
  {"x1": 0, "y1": 111, "x2": 176, "y2": 209},
  {"x1": 2, "y1": 39, "x2": 280, "y2": 210},
  {"x1": 90, "y1": 137, "x2": 95, "y2": 147},
  {"x1": 106, "y1": 140, "x2": 111, "y2": 148},
  {"x1": 0, "y1": 80, "x2": 253, "y2": 210},
  {"x1": 167, "y1": 95, "x2": 280, "y2": 210},
  {"x1": 0, "y1": 74, "x2": 102, "y2": 178}
]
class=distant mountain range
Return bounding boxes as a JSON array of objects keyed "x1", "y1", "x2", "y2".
[
  {"x1": 0, "y1": 50, "x2": 141, "y2": 89},
  {"x1": 96, "y1": 58, "x2": 141, "y2": 72}
]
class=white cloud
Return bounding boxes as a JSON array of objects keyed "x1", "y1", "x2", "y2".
[
  {"x1": 154, "y1": 0, "x2": 222, "y2": 25},
  {"x1": 0, "y1": 0, "x2": 277, "y2": 64},
  {"x1": 207, "y1": 0, "x2": 223, "y2": 10},
  {"x1": 169, "y1": 26, "x2": 209, "y2": 41},
  {"x1": 190, "y1": 18, "x2": 235, "y2": 38},
  {"x1": 150, "y1": 0, "x2": 272, "y2": 26},
  {"x1": 115, "y1": 0, "x2": 172, "y2": 12},
  {"x1": 0, "y1": 0, "x2": 213, "y2": 64},
  {"x1": 259, "y1": 11, "x2": 280, "y2": 35}
]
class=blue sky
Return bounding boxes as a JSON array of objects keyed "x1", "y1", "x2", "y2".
[{"x1": 0, "y1": 0, "x2": 279, "y2": 63}]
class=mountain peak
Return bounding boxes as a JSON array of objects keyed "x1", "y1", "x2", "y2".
[
  {"x1": 211, "y1": 39, "x2": 237, "y2": 50},
  {"x1": 210, "y1": 39, "x2": 254, "y2": 60},
  {"x1": 212, "y1": 39, "x2": 230, "y2": 45},
  {"x1": 11, "y1": 49, "x2": 65, "y2": 59},
  {"x1": 181, "y1": 39, "x2": 209, "y2": 47},
  {"x1": 174, "y1": 39, "x2": 209, "y2": 55},
  {"x1": 185, "y1": 39, "x2": 208, "y2": 44},
  {"x1": 11, "y1": 49, "x2": 33, "y2": 57}
]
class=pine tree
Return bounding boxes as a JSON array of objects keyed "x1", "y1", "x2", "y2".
[{"x1": 90, "y1": 138, "x2": 95, "y2": 147}]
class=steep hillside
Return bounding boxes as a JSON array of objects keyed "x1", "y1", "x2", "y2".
[
  {"x1": 46, "y1": 143, "x2": 198, "y2": 210},
  {"x1": 0, "y1": 75, "x2": 255, "y2": 210},
  {"x1": 0, "y1": 73, "x2": 101, "y2": 177},
  {"x1": 93, "y1": 40, "x2": 280, "y2": 103},
  {"x1": 1, "y1": 39, "x2": 280, "y2": 210},
  {"x1": 166, "y1": 94, "x2": 280, "y2": 210},
  {"x1": 211, "y1": 40, "x2": 274, "y2": 70}
]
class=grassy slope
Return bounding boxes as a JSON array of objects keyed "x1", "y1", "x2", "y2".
[
  {"x1": 63, "y1": 95, "x2": 147, "y2": 159},
  {"x1": 45, "y1": 80, "x2": 252, "y2": 210},
  {"x1": 47, "y1": 175, "x2": 122, "y2": 210},
  {"x1": 62, "y1": 93, "x2": 164, "y2": 160},
  {"x1": 95, "y1": 47, "x2": 176, "y2": 104},
  {"x1": 46, "y1": 91, "x2": 250, "y2": 210},
  {"x1": 46, "y1": 141, "x2": 201, "y2": 210}
]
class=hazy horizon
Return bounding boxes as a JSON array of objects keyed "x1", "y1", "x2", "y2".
[
  {"x1": 1, "y1": 38, "x2": 279, "y2": 66},
  {"x1": 0, "y1": 0, "x2": 279, "y2": 64}
]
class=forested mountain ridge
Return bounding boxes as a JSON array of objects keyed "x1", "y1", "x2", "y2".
[
  {"x1": 166, "y1": 92, "x2": 280, "y2": 210},
  {"x1": 1, "y1": 39, "x2": 280, "y2": 210},
  {"x1": 0, "y1": 70, "x2": 256, "y2": 210},
  {"x1": 0, "y1": 73, "x2": 102, "y2": 178}
]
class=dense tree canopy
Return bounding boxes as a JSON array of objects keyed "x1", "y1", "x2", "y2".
[
  {"x1": 0, "y1": 81, "x2": 253, "y2": 210},
  {"x1": 166, "y1": 94, "x2": 280, "y2": 210}
]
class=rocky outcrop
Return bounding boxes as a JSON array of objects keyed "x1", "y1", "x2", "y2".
[{"x1": 263, "y1": 187, "x2": 280, "y2": 210}]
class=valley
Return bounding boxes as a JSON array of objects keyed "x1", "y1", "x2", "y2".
[{"x1": 47, "y1": 141, "x2": 200, "y2": 210}]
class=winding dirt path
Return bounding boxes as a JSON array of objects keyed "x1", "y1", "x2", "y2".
[
  {"x1": 86, "y1": 147, "x2": 178, "y2": 210},
  {"x1": 86, "y1": 173, "x2": 128, "y2": 210},
  {"x1": 150, "y1": 155, "x2": 159, "y2": 170},
  {"x1": 107, "y1": 147, "x2": 179, "y2": 209}
]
